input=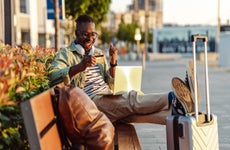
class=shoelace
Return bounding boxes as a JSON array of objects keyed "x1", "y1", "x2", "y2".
[
  {"x1": 172, "y1": 97, "x2": 186, "y2": 115},
  {"x1": 184, "y1": 71, "x2": 191, "y2": 91}
]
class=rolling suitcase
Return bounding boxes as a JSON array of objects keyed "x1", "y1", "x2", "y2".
[{"x1": 166, "y1": 34, "x2": 219, "y2": 150}]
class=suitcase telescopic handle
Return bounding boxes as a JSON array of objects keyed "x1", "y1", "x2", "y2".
[
  {"x1": 191, "y1": 34, "x2": 211, "y2": 122},
  {"x1": 191, "y1": 34, "x2": 208, "y2": 42}
]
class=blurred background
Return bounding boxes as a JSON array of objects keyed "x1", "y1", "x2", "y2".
[
  {"x1": 1, "y1": 1, "x2": 230, "y2": 149},
  {"x1": 1, "y1": 0, "x2": 230, "y2": 66}
]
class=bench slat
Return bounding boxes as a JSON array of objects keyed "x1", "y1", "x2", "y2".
[
  {"x1": 20, "y1": 90, "x2": 62, "y2": 150},
  {"x1": 30, "y1": 90, "x2": 55, "y2": 133}
]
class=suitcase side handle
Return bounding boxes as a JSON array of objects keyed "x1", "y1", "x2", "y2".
[{"x1": 191, "y1": 34, "x2": 211, "y2": 122}]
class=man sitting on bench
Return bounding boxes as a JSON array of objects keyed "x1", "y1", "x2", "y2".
[{"x1": 49, "y1": 15, "x2": 197, "y2": 149}]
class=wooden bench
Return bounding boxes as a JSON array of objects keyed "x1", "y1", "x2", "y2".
[
  {"x1": 114, "y1": 123, "x2": 141, "y2": 150},
  {"x1": 20, "y1": 88, "x2": 141, "y2": 150}
]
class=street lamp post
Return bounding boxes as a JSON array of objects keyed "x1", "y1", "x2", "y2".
[
  {"x1": 216, "y1": 0, "x2": 220, "y2": 52},
  {"x1": 4, "y1": 0, "x2": 12, "y2": 45},
  {"x1": 134, "y1": 28, "x2": 145, "y2": 69},
  {"x1": 54, "y1": 0, "x2": 60, "y2": 51},
  {"x1": 135, "y1": 27, "x2": 141, "y2": 57}
]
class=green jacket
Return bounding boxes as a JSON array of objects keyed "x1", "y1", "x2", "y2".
[{"x1": 48, "y1": 41, "x2": 114, "y2": 90}]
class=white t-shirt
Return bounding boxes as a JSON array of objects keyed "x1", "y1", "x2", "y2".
[{"x1": 84, "y1": 64, "x2": 111, "y2": 97}]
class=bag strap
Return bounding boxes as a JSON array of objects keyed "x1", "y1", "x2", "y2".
[{"x1": 51, "y1": 86, "x2": 72, "y2": 150}]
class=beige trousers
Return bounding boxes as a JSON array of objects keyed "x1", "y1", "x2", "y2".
[{"x1": 92, "y1": 90, "x2": 171, "y2": 125}]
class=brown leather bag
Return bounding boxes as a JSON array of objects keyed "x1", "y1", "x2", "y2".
[{"x1": 57, "y1": 86, "x2": 114, "y2": 150}]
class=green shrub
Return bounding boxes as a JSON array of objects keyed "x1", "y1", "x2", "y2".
[{"x1": 0, "y1": 42, "x2": 55, "y2": 149}]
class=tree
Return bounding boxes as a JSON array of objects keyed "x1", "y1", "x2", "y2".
[
  {"x1": 116, "y1": 19, "x2": 138, "y2": 43},
  {"x1": 100, "y1": 27, "x2": 113, "y2": 44},
  {"x1": 140, "y1": 31, "x2": 152, "y2": 44},
  {"x1": 65, "y1": 0, "x2": 111, "y2": 25}
]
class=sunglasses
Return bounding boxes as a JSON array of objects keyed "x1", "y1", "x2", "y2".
[{"x1": 78, "y1": 31, "x2": 99, "y2": 38}]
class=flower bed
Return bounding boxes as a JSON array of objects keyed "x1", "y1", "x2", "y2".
[{"x1": 0, "y1": 42, "x2": 55, "y2": 149}]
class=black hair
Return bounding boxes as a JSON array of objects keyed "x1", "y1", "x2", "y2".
[
  {"x1": 75, "y1": 15, "x2": 95, "y2": 37},
  {"x1": 75, "y1": 14, "x2": 94, "y2": 25}
]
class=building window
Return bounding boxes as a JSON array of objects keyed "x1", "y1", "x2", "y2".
[
  {"x1": 38, "y1": 33, "x2": 46, "y2": 46},
  {"x1": 20, "y1": 0, "x2": 27, "y2": 13},
  {"x1": 21, "y1": 30, "x2": 30, "y2": 44}
]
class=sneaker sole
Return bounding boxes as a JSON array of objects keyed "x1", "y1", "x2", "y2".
[
  {"x1": 172, "y1": 77, "x2": 192, "y2": 113},
  {"x1": 186, "y1": 60, "x2": 200, "y2": 106}
]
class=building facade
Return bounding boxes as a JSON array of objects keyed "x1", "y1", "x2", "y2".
[
  {"x1": 1, "y1": 0, "x2": 66, "y2": 48},
  {"x1": 103, "y1": 0, "x2": 163, "y2": 33}
]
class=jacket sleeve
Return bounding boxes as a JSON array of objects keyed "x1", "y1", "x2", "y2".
[
  {"x1": 48, "y1": 49, "x2": 72, "y2": 87},
  {"x1": 104, "y1": 55, "x2": 115, "y2": 90}
]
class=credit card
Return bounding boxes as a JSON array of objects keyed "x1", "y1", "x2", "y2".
[{"x1": 95, "y1": 55, "x2": 104, "y2": 63}]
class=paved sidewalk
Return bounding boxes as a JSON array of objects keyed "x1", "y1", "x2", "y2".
[{"x1": 119, "y1": 54, "x2": 230, "y2": 150}]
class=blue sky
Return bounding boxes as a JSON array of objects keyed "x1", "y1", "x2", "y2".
[{"x1": 110, "y1": 0, "x2": 230, "y2": 25}]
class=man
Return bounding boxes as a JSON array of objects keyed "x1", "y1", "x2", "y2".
[{"x1": 49, "y1": 14, "x2": 197, "y2": 149}]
